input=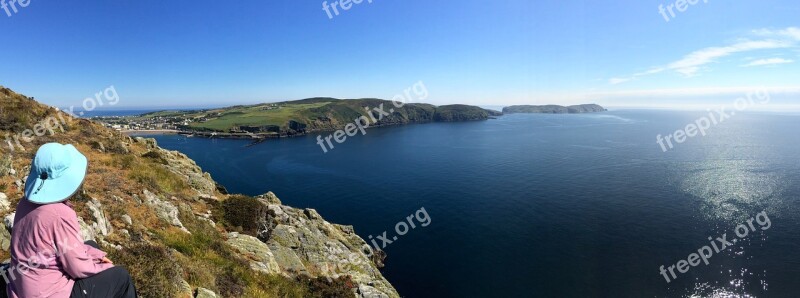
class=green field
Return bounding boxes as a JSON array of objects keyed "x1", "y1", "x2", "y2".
[{"x1": 186, "y1": 102, "x2": 330, "y2": 131}]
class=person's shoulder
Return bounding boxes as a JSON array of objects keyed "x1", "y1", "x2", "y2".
[{"x1": 37, "y1": 202, "x2": 78, "y2": 219}]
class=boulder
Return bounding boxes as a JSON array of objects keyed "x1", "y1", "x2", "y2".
[
  {"x1": 226, "y1": 232, "x2": 281, "y2": 275},
  {"x1": 256, "y1": 192, "x2": 282, "y2": 205},
  {"x1": 90, "y1": 141, "x2": 106, "y2": 152},
  {"x1": 255, "y1": 192, "x2": 399, "y2": 297},
  {"x1": 155, "y1": 149, "x2": 216, "y2": 196},
  {"x1": 0, "y1": 193, "x2": 10, "y2": 212},
  {"x1": 78, "y1": 217, "x2": 96, "y2": 242},
  {"x1": 0, "y1": 222, "x2": 11, "y2": 251},
  {"x1": 177, "y1": 279, "x2": 193, "y2": 298},
  {"x1": 143, "y1": 190, "x2": 189, "y2": 233},
  {"x1": 86, "y1": 198, "x2": 112, "y2": 237},
  {"x1": 358, "y1": 284, "x2": 391, "y2": 298},
  {"x1": 195, "y1": 288, "x2": 217, "y2": 298},
  {"x1": 121, "y1": 214, "x2": 133, "y2": 226},
  {"x1": 3, "y1": 212, "x2": 15, "y2": 230}
]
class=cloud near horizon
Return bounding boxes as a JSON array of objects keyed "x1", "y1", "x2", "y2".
[
  {"x1": 741, "y1": 58, "x2": 794, "y2": 67},
  {"x1": 610, "y1": 27, "x2": 800, "y2": 84}
]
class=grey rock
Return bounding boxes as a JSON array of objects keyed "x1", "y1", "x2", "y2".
[
  {"x1": 226, "y1": 232, "x2": 280, "y2": 274},
  {"x1": 116, "y1": 141, "x2": 130, "y2": 154},
  {"x1": 121, "y1": 214, "x2": 133, "y2": 226},
  {"x1": 304, "y1": 208, "x2": 322, "y2": 220},
  {"x1": 195, "y1": 287, "x2": 217, "y2": 298},
  {"x1": 78, "y1": 217, "x2": 96, "y2": 242},
  {"x1": 86, "y1": 198, "x2": 112, "y2": 237},
  {"x1": 268, "y1": 244, "x2": 308, "y2": 275},
  {"x1": 256, "y1": 192, "x2": 282, "y2": 205},
  {"x1": 143, "y1": 138, "x2": 158, "y2": 150},
  {"x1": 156, "y1": 149, "x2": 216, "y2": 196},
  {"x1": 0, "y1": 222, "x2": 11, "y2": 251},
  {"x1": 197, "y1": 216, "x2": 215, "y2": 228},
  {"x1": 358, "y1": 284, "x2": 391, "y2": 298},
  {"x1": 91, "y1": 141, "x2": 106, "y2": 152},
  {"x1": 197, "y1": 194, "x2": 218, "y2": 202},
  {"x1": 0, "y1": 192, "x2": 10, "y2": 212},
  {"x1": 143, "y1": 190, "x2": 189, "y2": 233},
  {"x1": 177, "y1": 279, "x2": 193, "y2": 298},
  {"x1": 254, "y1": 192, "x2": 399, "y2": 297},
  {"x1": 3, "y1": 212, "x2": 15, "y2": 230}
]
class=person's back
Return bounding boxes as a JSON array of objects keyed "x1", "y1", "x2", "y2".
[
  {"x1": 5, "y1": 143, "x2": 137, "y2": 298},
  {"x1": 8, "y1": 199, "x2": 112, "y2": 297}
]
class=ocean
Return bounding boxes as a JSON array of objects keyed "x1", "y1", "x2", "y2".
[{"x1": 145, "y1": 110, "x2": 800, "y2": 297}]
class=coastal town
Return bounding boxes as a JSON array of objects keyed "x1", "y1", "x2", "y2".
[
  {"x1": 91, "y1": 105, "x2": 290, "y2": 140},
  {"x1": 92, "y1": 114, "x2": 190, "y2": 133}
]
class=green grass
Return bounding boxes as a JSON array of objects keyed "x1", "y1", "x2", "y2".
[
  {"x1": 128, "y1": 160, "x2": 188, "y2": 195},
  {"x1": 188, "y1": 103, "x2": 330, "y2": 131}
]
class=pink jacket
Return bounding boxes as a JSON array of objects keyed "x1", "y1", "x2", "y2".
[{"x1": 6, "y1": 199, "x2": 113, "y2": 298}]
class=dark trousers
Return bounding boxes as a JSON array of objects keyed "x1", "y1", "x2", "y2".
[{"x1": 70, "y1": 241, "x2": 137, "y2": 298}]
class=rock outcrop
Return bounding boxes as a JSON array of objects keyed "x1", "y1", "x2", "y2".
[
  {"x1": 143, "y1": 189, "x2": 190, "y2": 233},
  {"x1": 254, "y1": 195, "x2": 397, "y2": 297}
]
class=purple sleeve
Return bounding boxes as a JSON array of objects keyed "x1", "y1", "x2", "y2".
[
  {"x1": 85, "y1": 245, "x2": 107, "y2": 259},
  {"x1": 54, "y1": 215, "x2": 113, "y2": 279}
]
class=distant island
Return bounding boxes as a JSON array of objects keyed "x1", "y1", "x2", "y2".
[
  {"x1": 502, "y1": 104, "x2": 606, "y2": 114},
  {"x1": 96, "y1": 98, "x2": 502, "y2": 139}
]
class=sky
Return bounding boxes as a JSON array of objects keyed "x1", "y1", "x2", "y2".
[{"x1": 0, "y1": 0, "x2": 799, "y2": 110}]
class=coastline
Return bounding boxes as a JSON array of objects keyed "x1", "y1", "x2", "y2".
[
  {"x1": 120, "y1": 120, "x2": 466, "y2": 140},
  {"x1": 122, "y1": 129, "x2": 181, "y2": 135}
]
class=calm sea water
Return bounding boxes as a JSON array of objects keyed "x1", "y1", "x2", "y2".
[{"x1": 147, "y1": 110, "x2": 800, "y2": 297}]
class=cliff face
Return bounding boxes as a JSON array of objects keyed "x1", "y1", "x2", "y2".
[
  {"x1": 0, "y1": 86, "x2": 398, "y2": 298},
  {"x1": 502, "y1": 104, "x2": 606, "y2": 114},
  {"x1": 433, "y1": 104, "x2": 496, "y2": 122}
]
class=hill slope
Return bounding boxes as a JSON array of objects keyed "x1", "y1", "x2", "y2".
[
  {"x1": 502, "y1": 104, "x2": 606, "y2": 114},
  {"x1": 0, "y1": 86, "x2": 399, "y2": 298},
  {"x1": 121, "y1": 98, "x2": 500, "y2": 137}
]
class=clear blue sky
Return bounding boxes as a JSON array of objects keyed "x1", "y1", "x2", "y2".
[{"x1": 1, "y1": 0, "x2": 798, "y2": 110}]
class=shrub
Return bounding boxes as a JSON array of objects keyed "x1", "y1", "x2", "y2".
[
  {"x1": 113, "y1": 155, "x2": 135, "y2": 170},
  {"x1": 216, "y1": 268, "x2": 246, "y2": 298},
  {"x1": 105, "y1": 140, "x2": 129, "y2": 154},
  {"x1": 108, "y1": 244, "x2": 183, "y2": 298},
  {"x1": 220, "y1": 195, "x2": 268, "y2": 236},
  {"x1": 298, "y1": 276, "x2": 356, "y2": 298},
  {"x1": 141, "y1": 151, "x2": 168, "y2": 164},
  {"x1": 0, "y1": 156, "x2": 11, "y2": 177}
]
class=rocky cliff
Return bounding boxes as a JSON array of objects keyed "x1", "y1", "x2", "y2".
[{"x1": 0, "y1": 86, "x2": 399, "y2": 298}]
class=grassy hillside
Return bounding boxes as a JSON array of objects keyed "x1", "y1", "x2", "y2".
[
  {"x1": 133, "y1": 98, "x2": 498, "y2": 135},
  {"x1": 0, "y1": 86, "x2": 397, "y2": 298}
]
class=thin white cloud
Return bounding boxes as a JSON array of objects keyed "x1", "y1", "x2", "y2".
[
  {"x1": 667, "y1": 40, "x2": 791, "y2": 76},
  {"x1": 609, "y1": 77, "x2": 632, "y2": 84},
  {"x1": 588, "y1": 86, "x2": 800, "y2": 97},
  {"x1": 753, "y1": 27, "x2": 800, "y2": 41},
  {"x1": 741, "y1": 58, "x2": 794, "y2": 67},
  {"x1": 610, "y1": 27, "x2": 800, "y2": 83}
]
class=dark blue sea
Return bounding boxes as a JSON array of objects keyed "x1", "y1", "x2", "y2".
[{"x1": 147, "y1": 110, "x2": 800, "y2": 297}]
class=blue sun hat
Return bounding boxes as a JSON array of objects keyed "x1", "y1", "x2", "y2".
[{"x1": 24, "y1": 143, "x2": 88, "y2": 204}]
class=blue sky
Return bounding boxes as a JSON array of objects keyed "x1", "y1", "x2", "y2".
[{"x1": 1, "y1": 0, "x2": 798, "y2": 110}]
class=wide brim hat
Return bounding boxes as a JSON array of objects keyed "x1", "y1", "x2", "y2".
[{"x1": 24, "y1": 143, "x2": 88, "y2": 204}]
